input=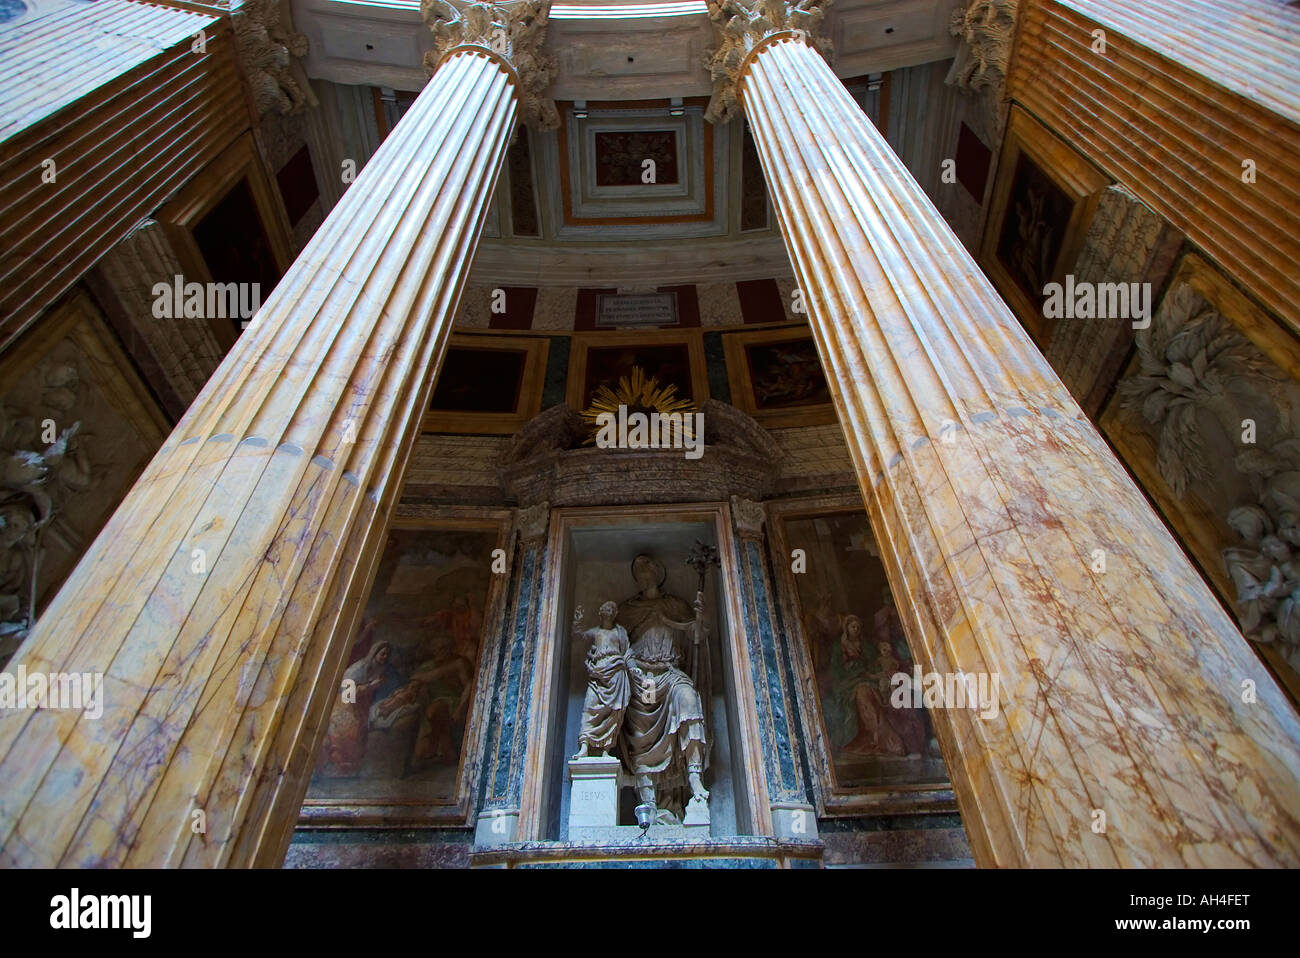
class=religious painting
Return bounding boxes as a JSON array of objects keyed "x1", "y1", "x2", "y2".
[
  {"x1": 722, "y1": 325, "x2": 836, "y2": 428},
  {"x1": 769, "y1": 497, "x2": 955, "y2": 816},
  {"x1": 423, "y1": 334, "x2": 549, "y2": 435},
  {"x1": 980, "y1": 107, "x2": 1108, "y2": 346},
  {"x1": 593, "y1": 130, "x2": 680, "y2": 186},
  {"x1": 566, "y1": 330, "x2": 709, "y2": 413},
  {"x1": 301, "y1": 513, "x2": 510, "y2": 826}
]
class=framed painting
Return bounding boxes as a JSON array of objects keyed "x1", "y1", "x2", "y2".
[
  {"x1": 299, "y1": 509, "x2": 513, "y2": 827},
  {"x1": 423, "y1": 333, "x2": 549, "y2": 435},
  {"x1": 565, "y1": 329, "x2": 708, "y2": 414},
  {"x1": 979, "y1": 107, "x2": 1109, "y2": 346},
  {"x1": 722, "y1": 324, "x2": 836, "y2": 428},
  {"x1": 767, "y1": 494, "x2": 956, "y2": 816}
]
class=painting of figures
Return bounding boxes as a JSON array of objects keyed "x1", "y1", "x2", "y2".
[
  {"x1": 781, "y1": 510, "x2": 949, "y2": 791},
  {"x1": 304, "y1": 522, "x2": 502, "y2": 821}
]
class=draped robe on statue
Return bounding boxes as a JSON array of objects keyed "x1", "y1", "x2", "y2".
[{"x1": 617, "y1": 590, "x2": 710, "y2": 820}]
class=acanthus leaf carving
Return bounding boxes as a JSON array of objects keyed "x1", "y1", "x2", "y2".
[
  {"x1": 1119, "y1": 283, "x2": 1300, "y2": 671},
  {"x1": 421, "y1": 0, "x2": 559, "y2": 131},
  {"x1": 946, "y1": 0, "x2": 1018, "y2": 94},
  {"x1": 704, "y1": 0, "x2": 834, "y2": 125}
]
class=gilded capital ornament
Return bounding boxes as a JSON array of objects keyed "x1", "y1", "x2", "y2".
[
  {"x1": 704, "y1": 0, "x2": 834, "y2": 124},
  {"x1": 421, "y1": 0, "x2": 560, "y2": 130}
]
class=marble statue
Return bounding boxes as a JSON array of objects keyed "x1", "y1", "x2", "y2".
[
  {"x1": 572, "y1": 601, "x2": 634, "y2": 758},
  {"x1": 616, "y1": 553, "x2": 711, "y2": 824}
]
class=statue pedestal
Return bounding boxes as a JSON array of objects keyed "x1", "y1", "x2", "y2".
[
  {"x1": 683, "y1": 796, "x2": 710, "y2": 838},
  {"x1": 567, "y1": 755, "x2": 622, "y2": 831}
]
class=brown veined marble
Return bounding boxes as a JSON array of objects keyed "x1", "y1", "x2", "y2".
[
  {"x1": 0, "y1": 48, "x2": 521, "y2": 868},
  {"x1": 737, "y1": 33, "x2": 1300, "y2": 868}
]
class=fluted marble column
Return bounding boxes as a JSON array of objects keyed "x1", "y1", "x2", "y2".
[
  {"x1": 708, "y1": 3, "x2": 1300, "y2": 866},
  {"x1": 0, "y1": 1, "x2": 555, "y2": 868}
]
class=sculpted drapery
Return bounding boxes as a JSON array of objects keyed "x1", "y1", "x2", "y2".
[{"x1": 616, "y1": 554, "x2": 711, "y2": 823}]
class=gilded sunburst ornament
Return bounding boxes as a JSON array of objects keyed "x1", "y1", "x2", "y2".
[{"x1": 579, "y1": 367, "x2": 696, "y2": 444}]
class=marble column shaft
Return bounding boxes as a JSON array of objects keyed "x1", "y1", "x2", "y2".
[
  {"x1": 0, "y1": 48, "x2": 519, "y2": 867},
  {"x1": 738, "y1": 35, "x2": 1300, "y2": 866}
]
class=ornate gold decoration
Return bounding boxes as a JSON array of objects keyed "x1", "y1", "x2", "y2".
[{"x1": 578, "y1": 367, "x2": 697, "y2": 444}]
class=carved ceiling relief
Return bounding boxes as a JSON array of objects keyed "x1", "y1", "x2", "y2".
[{"x1": 1117, "y1": 283, "x2": 1300, "y2": 673}]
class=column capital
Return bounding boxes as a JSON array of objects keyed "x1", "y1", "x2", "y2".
[
  {"x1": 730, "y1": 495, "x2": 767, "y2": 540},
  {"x1": 516, "y1": 501, "x2": 551, "y2": 544},
  {"x1": 422, "y1": 0, "x2": 559, "y2": 130},
  {"x1": 703, "y1": 0, "x2": 834, "y2": 124}
]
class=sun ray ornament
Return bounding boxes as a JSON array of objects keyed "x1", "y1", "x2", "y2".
[{"x1": 579, "y1": 366, "x2": 697, "y2": 444}]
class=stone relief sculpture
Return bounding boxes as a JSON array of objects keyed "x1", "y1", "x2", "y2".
[
  {"x1": 421, "y1": 0, "x2": 559, "y2": 130},
  {"x1": 572, "y1": 601, "x2": 634, "y2": 758},
  {"x1": 1118, "y1": 283, "x2": 1300, "y2": 671},
  {"x1": 0, "y1": 361, "x2": 95, "y2": 660},
  {"x1": 704, "y1": 0, "x2": 835, "y2": 124},
  {"x1": 945, "y1": 0, "x2": 1019, "y2": 142},
  {"x1": 946, "y1": 0, "x2": 1019, "y2": 95}
]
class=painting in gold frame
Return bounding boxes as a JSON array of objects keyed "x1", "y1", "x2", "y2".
[
  {"x1": 300, "y1": 508, "x2": 513, "y2": 827},
  {"x1": 767, "y1": 494, "x2": 956, "y2": 816},
  {"x1": 980, "y1": 107, "x2": 1109, "y2": 347},
  {"x1": 565, "y1": 329, "x2": 708, "y2": 413},
  {"x1": 721, "y1": 324, "x2": 836, "y2": 429},
  {"x1": 423, "y1": 333, "x2": 549, "y2": 435}
]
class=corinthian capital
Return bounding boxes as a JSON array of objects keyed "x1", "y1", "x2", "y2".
[
  {"x1": 704, "y1": 0, "x2": 834, "y2": 124},
  {"x1": 421, "y1": 0, "x2": 559, "y2": 130}
]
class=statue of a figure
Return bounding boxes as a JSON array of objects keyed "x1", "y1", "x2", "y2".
[
  {"x1": 572, "y1": 601, "x2": 634, "y2": 758},
  {"x1": 616, "y1": 553, "x2": 710, "y2": 823}
]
